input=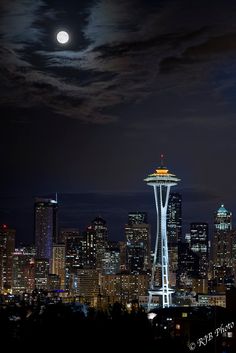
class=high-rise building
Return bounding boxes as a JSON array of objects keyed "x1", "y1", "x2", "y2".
[
  {"x1": 76, "y1": 269, "x2": 100, "y2": 305},
  {"x1": 167, "y1": 193, "x2": 182, "y2": 285},
  {"x1": 48, "y1": 274, "x2": 60, "y2": 291},
  {"x1": 232, "y1": 233, "x2": 236, "y2": 286},
  {"x1": 84, "y1": 226, "x2": 97, "y2": 269},
  {"x1": 177, "y1": 242, "x2": 200, "y2": 292},
  {"x1": 12, "y1": 246, "x2": 35, "y2": 293},
  {"x1": 144, "y1": 157, "x2": 180, "y2": 309},
  {"x1": 84, "y1": 217, "x2": 108, "y2": 270},
  {"x1": 101, "y1": 241, "x2": 120, "y2": 275},
  {"x1": 128, "y1": 212, "x2": 148, "y2": 225},
  {"x1": 34, "y1": 198, "x2": 58, "y2": 268},
  {"x1": 52, "y1": 244, "x2": 66, "y2": 289},
  {"x1": 92, "y1": 217, "x2": 108, "y2": 269},
  {"x1": 101, "y1": 273, "x2": 148, "y2": 305},
  {"x1": 211, "y1": 205, "x2": 234, "y2": 288},
  {"x1": 214, "y1": 204, "x2": 232, "y2": 232},
  {"x1": 190, "y1": 222, "x2": 209, "y2": 278},
  {"x1": 125, "y1": 212, "x2": 151, "y2": 274},
  {"x1": 119, "y1": 241, "x2": 127, "y2": 272},
  {"x1": 167, "y1": 193, "x2": 182, "y2": 243},
  {"x1": 60, "y1": 228, "x2": 86, "y2": 292},
  {"x1": 0, "y1": 224, "x2": 15, "y2": 292},
  {"x1": 212, "y1": 205, "x2": 233, "y2": 269},
  {"x1": 34, "y1": 258, "x2": 49, "y2": 290}
]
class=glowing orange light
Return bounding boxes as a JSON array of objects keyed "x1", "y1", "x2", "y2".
[{"x1": 155, "y1": 168, "x2": 169, "y2": 175}]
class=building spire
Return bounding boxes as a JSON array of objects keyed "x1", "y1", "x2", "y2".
[{"x1": 160, "y1": 154, "x2": 164, "y2": 167}]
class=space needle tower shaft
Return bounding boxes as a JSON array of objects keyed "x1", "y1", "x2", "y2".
[{"x1": 144, "y1": 155, "x2": 180, "y2": 309}]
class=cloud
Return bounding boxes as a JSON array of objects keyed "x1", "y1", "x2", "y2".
[
  {"x1": 1, "y1": 0, "x2": 236, "y2": 124},
  {"x1": 0, "y1": 0, "x2": 46, "y2": 48}
]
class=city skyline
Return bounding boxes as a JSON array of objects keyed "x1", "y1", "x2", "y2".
[
  {"x1": 0, "y1": 163, "x2": 235, "y2": 245},
  {"x1": 1, "y1": 190, "x2": 235, "y2": 310},
  {"x1": 1, "y1": 189, "x2": 233, "y2": 247}
]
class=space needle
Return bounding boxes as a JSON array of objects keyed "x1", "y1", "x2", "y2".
[{"x1": 144, "y1": 155, "x2": 180, "y2": 310}]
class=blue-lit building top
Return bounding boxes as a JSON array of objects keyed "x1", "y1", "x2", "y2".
[{"x1": 214, "y1": 204, "x2": 232, "y2": 231}]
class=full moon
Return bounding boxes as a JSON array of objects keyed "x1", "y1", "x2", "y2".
[{"x1": 56, "y1": 31, "x2": 69, "y2": 44}]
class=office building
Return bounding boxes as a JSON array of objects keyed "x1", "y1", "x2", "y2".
[
  {"x1": 125, "y1": 212, "x2": 151, "y2": 274},
  {"x1": 0, "y1": 224, "x2": 15, "y2": 292},
  {"x1": 190, "y1": 222, "x2": 209, "y2": 278},
  {"x1": 84, "y1": 217, "x2": 108, "y2": 270},
  {"x1": 167, "y1": 193, "x2": 182, "y2": 284},
  {"x1": 12, "y1": 246, "x2": 35, "y2": 293},
  {"x1": 211, "y1": 205, "x2": 234, "y2": 288},
  {"x1": 52, "y1": 244, "x2": 66, "y2": 289},
  {"x1": 35, "y1": 258, "x2": 49, "y2": 290},
  {"x1": 60, "y1": 228, "x2": 86, "y2": 292},
  {"x1": 35, "y1": 198, "x2": 58, "y2": 269},
  {"x1": 101, "y1": 241, "x2": 120, "y2": 275},
  {"x1": 101, "y1": 272, "x2": 148, "y2": 305}
]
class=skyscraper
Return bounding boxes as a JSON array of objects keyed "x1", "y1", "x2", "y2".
[
  {"x1": 84, "y1": 217, "x2": 108, "y2": 270},
  {"x1": 128, "y1": 212, "x2": 148, "y2": 225},
  {"x1": 212, "y1": 205, "x2": 232, "y2": 268},
  {"x1": 0, "y1": 224, "x2": 15, "y2": 292},
  {"x1": 144, "y1": 157, "x2": 180, "y2": 309},
  {"x1": 76, "y1": 269, "x2": 100, "y2": 304},
  {"x1": 34, "y1": 198, "x2": 58, "y2": 268},
  {"x1": 12, "y1": 246, "x2": 35, "y2": 293},
  {"x1": 60, "y1": 228, "x2": 86, "y2": 292},
  {"x1": 92, "y1": 217, "x2": 108, "y2": 269},
  {"x1": 52, "y1": 244, "x2": 66, "y2": 289},
  {"x1": 211, "y1": 205, "x2": 234, "y2": 288},
  {"x1": 101, "y1": 273, "x2": 148, "y2": 305},
  {"x1": 190, "y1": 222, "x2": 209, "y2": 278},
  {"x1": 167, "y1": 193, "x2": 182, "y2": 285},
  {"x1": 35, "y1": 258, "x2": 49, "y2": 290},
  {"x1": 101, "y1": 241, "x2": 120, "y2": 275},
  {"x1": 214, "y1": 204, "x2": 232, "y2": 232},
  {"x1": 167, "y1": 193, "x2": 182, "y2": 243},
  {"x1": 177, "y1": 242, "x2": 200, "y2": 292},
  {"x1": 125, "y1": 212, "x2": 151, "y2": 274}
]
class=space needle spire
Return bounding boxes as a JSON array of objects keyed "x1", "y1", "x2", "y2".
[
  {"x1": 160, "y1": 153, "x2": 164, "y2": 167},
  {"x1": 144, "y1": 157, "x2": 180, "y2": 310}
]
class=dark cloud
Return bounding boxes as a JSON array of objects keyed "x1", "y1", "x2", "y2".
[
  {"x1": 1, "y1": 0, "x2": 236, "y2": 123},
  {"x1": 160, "y1": 32, "x2": 236, "y2": 73}
]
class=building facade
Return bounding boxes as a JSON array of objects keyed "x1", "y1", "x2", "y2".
[
  {"x1": 190, "y1": 222, "x2": 209, "y2": 278},
  {"x1": 52, "y1": 244, "x2": 66, "y2": 289},
  {"x1": 34, "y1": 198, "x2": 58, "y2": 269},
  {"x1": 125, "y1": 212, "x2": 151, "y2": 274},
  {"x1": 211, "y1": 205, "x2": 234, "y2": 290},
  {"x1": 0, "y1": 224, "x2": 15, "y2": 292}
]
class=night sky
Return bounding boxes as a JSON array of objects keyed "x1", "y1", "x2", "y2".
[{"x1": 1, "y1": 0, "x2": 236, "y2": 244}]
